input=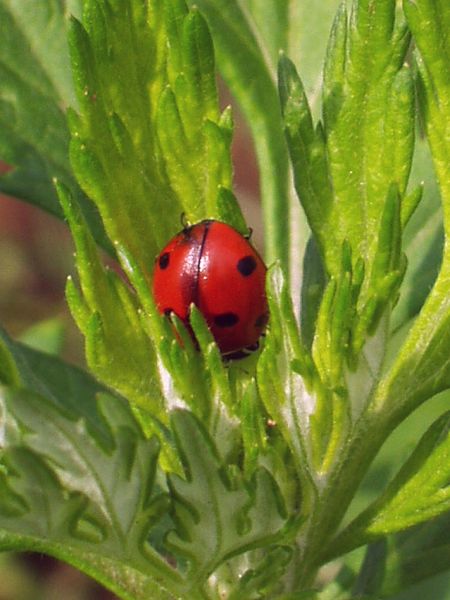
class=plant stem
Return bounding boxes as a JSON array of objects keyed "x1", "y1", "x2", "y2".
[{"x1": 290, "y1": 410, "x2": 393, "y2": 589}]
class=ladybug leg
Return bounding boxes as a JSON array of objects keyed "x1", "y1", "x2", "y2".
[
  {"x1": 222, "y1": 341, "x2": 259, "y2": 361},
  {"x1": 244, "y1": 226, "x2": 253, "y2": 240}
]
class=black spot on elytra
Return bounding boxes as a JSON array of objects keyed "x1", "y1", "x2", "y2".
[
  {"x1": 237, "y1": 255, "x2": 257, "y2": 276},
  {"x1": 159, "y1": 252, "x2": 170, "y2": 269},
  {"x1": 254, "y1": 312, "x2": 269, "y2": 329},
  {"x1": 214, "y1": 312, "x2": 239, "y2": 327}
]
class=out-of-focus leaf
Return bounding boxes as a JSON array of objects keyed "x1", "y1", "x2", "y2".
[
  {"x1": 0, "y1": 0, "x2": 111, "y2": 253},
  {"x1": 324, "y1": 412, "x2": 450, "y2": 559},
  {"x1": 18, "y1": 318, "x2": 65, "y2": 356},
  {"x1": 354, "y1": 514, "x2": 450, "y2": 598}
]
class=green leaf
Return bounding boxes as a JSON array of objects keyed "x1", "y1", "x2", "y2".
[
  {"x1": 324, "y1": 411, "x2": 450, "y2": 559},
  {"x1": 166, "y1": 410, "x2": 288, "y2": 583},
  {"x1": 157, "y1": 5, "x2": 233, "y2": 221},
  {"x1": 68, "y1": 0, "x2": 233, "y2": 281},
  {"x1": 374, "y1": 0, "x2": 450, "y2": 421},
  {"x1": 18, "y1": 318, "x2": 65, "y2": 356},
  {"x1": 404, "y1": 0, "x2": 450, "y2": 228},
  {"x1": 257, "y1": 265, "x2": 317, "y2": 503},
  {"x1": 396, "y1": 0, "x2": 450, "y2": 336},
  {"x1": 300, "y1": 237, "x2": 327, "y2": 350},
  {"x1": 68, "y1": 1, "x2": 179, "y2": 265},
  {"x1": 57, "y1": 183, "x2": 163, "y2": 420},
  {"x1": 0, "y1": 0, "x2": 112, "y2": 254},
  {"x1": 391, "y1": 141, "x2": 443, "y2": 333},
  {"x1": 278, "y1": 54, "x2": 333, "y2": 271},
  {"x1": 0, "y1": 325, "x2": 124, "y2": 442},
  {"x1": 188, "y1": 0, "x2": 341, "y2": 276},
  {"x1": 379, "y1": 513, "x2": 450, "y2": 596},
  {"x1": 281, "y1": 0, "x2": 415, "y2": 289},
  {"x1": 0, "y1": 329, "x2": 185, "y2": 598},
  {"x1": 185, "y1": 0, "x2": 291, "y2": 271},
  {"x1": 352, "y1": 513, "x2": 450, "y2": 598},
  {"x1": 0, "y1": 386, "x2": 188, "y2": 600}
]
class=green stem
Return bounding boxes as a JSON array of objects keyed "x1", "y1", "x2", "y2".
[{"x1": 291, "y1": 410, "x2": 394, "y2": 589}]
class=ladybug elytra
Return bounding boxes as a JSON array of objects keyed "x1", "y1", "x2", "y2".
[{"x1": 152, "y1": 219, "x2": 268, "y2": 359}]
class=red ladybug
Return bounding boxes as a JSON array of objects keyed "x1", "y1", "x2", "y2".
[{"x1": 153, "y1": 219, "x2": 268, "y2": 358}]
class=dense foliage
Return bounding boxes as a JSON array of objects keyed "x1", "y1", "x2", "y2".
[{"x1": 0, "y1": 0, "x2": 449, "y2": 598}]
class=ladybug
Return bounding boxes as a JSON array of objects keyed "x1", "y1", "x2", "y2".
[{"x1": 153, "y1": 219, "x2": 268, "y2": 359}]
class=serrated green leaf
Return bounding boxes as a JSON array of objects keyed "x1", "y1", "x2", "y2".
[
  {"x1": 278, "y1": 54, "x2": 333, "y2": 262},
  {"x1": 68, "y1": 0, "x2": 234, "y2": 285},
  {"x1": 68, "y1": 0, "x2": 180, "y2": 264},
  {"x1": 0, "y1": 386, "x2": 186, "y2": 600},
  {"x1": 394, "y1": 0, "x2": 450, "y2": 335},
  {"x1": 186, "y1": 0, "x2": 291, "y2": 271},
  {"x1": 166, "y1": 410, "x2": 287, "y2": 583},
  {"x1": 283, "y1": 0, "x2": 415, "y2": 289},
  {"x1": 375, "y1": 0, "x2": 450, "y2": 420},
  {"x1": 57, "y1": 182, "x2": 162, "y2": 419},
  {"x1": 0, "y1": 324, "x2": 123, "y2": 444},
  {"x1": 257, "y1": 265, "x2": 317, "y2": 504}
]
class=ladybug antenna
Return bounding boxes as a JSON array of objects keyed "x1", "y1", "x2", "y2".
[{"x1": 180, "y1": 212, "x2": 190, "y2": 230}]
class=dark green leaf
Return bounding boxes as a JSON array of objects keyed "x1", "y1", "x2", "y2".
[
  {"x1": 0, "y1": 386, "x2": 187, "y2": 600},
  {"x1": 0, "y1": 0, "x2": 112, "y2": 254}
]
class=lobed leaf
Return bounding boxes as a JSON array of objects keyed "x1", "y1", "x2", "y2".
[
  {"x1": 166, "y1": 410, "x2": 288, "y2": 586},
  {"x1": 186, "y1": 0, "x2": 291, "y2": 270},
  {"x1": 57, "y1": 183, "x2": 163, "y2": 421},
  {"x1": 68, "y1": 0, "x2": 235, "y2": 284},
  {"x1": 376, "y1": 0, "x2": 450, "y2": 419},
  {"x1": 281, "y1": 0, "x2": 415, "y2": 299},
  {"x1": 0, "y1": 327, "x2": 188, "y2": 599},
  {"x1": 257, "y1": 265, "x2": 317, "y2": 508}
]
